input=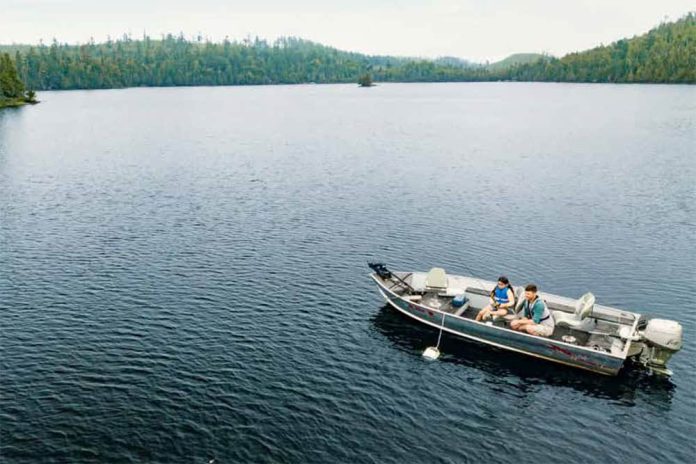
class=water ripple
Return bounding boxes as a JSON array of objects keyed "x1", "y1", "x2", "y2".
[{"x1": 1, "y1": 83, "x2": 695, "y2": 463}]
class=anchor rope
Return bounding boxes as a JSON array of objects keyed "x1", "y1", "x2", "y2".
[{"x1": 435, "y1": 310, "x2": 446, "y2": 350}]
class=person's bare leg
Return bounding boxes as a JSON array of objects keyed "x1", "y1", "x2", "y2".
[
  {"x1": 476, "y1": 305, "x2": 493, "y2": 321},
  {"x1": 490, "y1": 308, "x2": 507, "y2": 318},
  {"x1": 512, "y1": 319, "x2": 533, "y2": 331}
]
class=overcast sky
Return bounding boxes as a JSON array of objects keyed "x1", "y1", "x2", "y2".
[{"x1": 1, "y1": 1, "x2": 693, "y2": 62}]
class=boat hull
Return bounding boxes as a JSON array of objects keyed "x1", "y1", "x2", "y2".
[{"x1": 373, "y1": 276, "x2": 625, "y2": 376}]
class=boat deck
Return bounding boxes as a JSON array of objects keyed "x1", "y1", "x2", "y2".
[{"x1": 387, "y1": 273, "x2": 628, "y2": 355}]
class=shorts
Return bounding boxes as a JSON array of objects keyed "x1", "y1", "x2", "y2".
[{"x1": 532, "y1": 324, "x2": 554, "y2": 337}]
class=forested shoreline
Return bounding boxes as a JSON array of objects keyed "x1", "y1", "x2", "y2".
[
  {"x1": 4, "y1": 37, "x2": 490, "y2": 90},
  {"x1": 0, "y1": 53, "x2": 37, "y2": 108},
  {"x1": 0, "y1": 13, "x2": 693, "y2": 98}
]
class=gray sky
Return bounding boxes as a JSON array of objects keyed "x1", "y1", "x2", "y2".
[{"x1": 1, "y1": 0, "x2": 693, "y2": 62}]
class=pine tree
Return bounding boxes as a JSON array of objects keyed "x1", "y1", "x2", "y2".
[{"x1": 0, "y1": 52, "x2": 37, "y2": 107}]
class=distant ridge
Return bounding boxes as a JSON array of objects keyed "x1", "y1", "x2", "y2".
[
  {"x1": 487, "y1": 53, "x2": 545, "y2": 71},
  {"x1": 433, "y1": 56, "x2": 477, "y2": 68}
]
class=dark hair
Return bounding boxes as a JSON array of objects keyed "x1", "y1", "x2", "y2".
[
  {"x1": 525, "y1": 284, "x2": 538, "y2": 292},
  {"x1": 498, "y1": 276, "x2": 509, "y2": 285}
]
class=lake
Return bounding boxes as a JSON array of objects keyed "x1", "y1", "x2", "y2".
[{"x1": 1, "y1": 83, "x2": 694, "y2": 463}]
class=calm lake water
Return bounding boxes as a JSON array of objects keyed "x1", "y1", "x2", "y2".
[{"x1": 1, "y1": 83, "x2": 695, "y2": 463}]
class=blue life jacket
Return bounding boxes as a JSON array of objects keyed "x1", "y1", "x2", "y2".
[{"x1": 492, "y1": 286, "x2": 510, "y2": 304}]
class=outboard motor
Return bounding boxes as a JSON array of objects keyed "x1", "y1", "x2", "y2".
[{"x1": 639, "y1": 319, "x2": 683, "y2": 375}]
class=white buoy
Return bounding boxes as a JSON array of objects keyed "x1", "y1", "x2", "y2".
[
  {"x1": 423, "y1": 311, "x2": 446, "y2": 360},
  {"x1": 422, "y1": 346, "x2": 441, "y2": 360}
]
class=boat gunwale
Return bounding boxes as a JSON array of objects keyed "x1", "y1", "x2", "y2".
[
  {"x1": 377, "y1": 285, "x2": 618, "y2": 376},
  {"x1": 370, "y1": 272, "x2": 628, "y2": 361}
]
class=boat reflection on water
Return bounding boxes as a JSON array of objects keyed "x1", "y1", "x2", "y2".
[{"x1": 370, "y1": 305, "x2": 675, "y2": 405}]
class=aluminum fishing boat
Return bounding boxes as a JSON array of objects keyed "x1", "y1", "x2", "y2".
[{"x1": 368, "y1": 263, "x2": 683, "y2": 376}]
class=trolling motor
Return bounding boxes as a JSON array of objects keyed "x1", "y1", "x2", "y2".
[
  {"x1": 368, "y1": 262, "x2": 392, "y2": 279},
  {"x1": 368, "y1": 262, "x2": 416, "y2": 294}
]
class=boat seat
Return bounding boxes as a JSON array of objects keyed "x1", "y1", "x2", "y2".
[
  {"x1": 410, "y1": 273, "x2": 427, "y2": 292},
  {"x1": 425, "y1": 267, "x2": 448, "y2": 290},
  {"x1": 554, "y1": 292, "x2": 596, "y2": 330},
  {"x1": 513, "y1": 286, "x2": 525, "y2": 312}
]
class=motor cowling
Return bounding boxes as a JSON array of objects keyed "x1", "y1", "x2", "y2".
[
  {"x1": 639, "y1": 319, "x2": 683, "y2": 375},
  {"x1": 644, "y1": 319, "x2": 683, "y2": 351}
]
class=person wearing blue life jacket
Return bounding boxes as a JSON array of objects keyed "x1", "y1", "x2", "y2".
[
  {"x1": 476, "y1": 276, "x2": 516, "y2": 321},
  {"x1": 510, "y1": 284, "x2": 555, "y2": 337}
]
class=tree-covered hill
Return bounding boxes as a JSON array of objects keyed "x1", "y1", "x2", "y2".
[
  {"x1": 503, "y1": 13, "x2": 695, "y2": 83},
  {"x1": 0, "y1": 53, "x2": 37, "y2": 108},
  {"x1": 0, "y1": 13, "x2": 693, "y2": 91}
]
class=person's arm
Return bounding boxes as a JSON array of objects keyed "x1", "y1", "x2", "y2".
[{"x1": 500, "y1": 289, "x2": 514, "y2": 309}]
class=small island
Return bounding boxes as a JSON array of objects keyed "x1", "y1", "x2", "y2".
[
  {"x1": 358, "y1": 73, "x2": 375, "y2": 87},
  {"x1": 0, "y1": 53, "x2": 37, "y2": 109}
]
